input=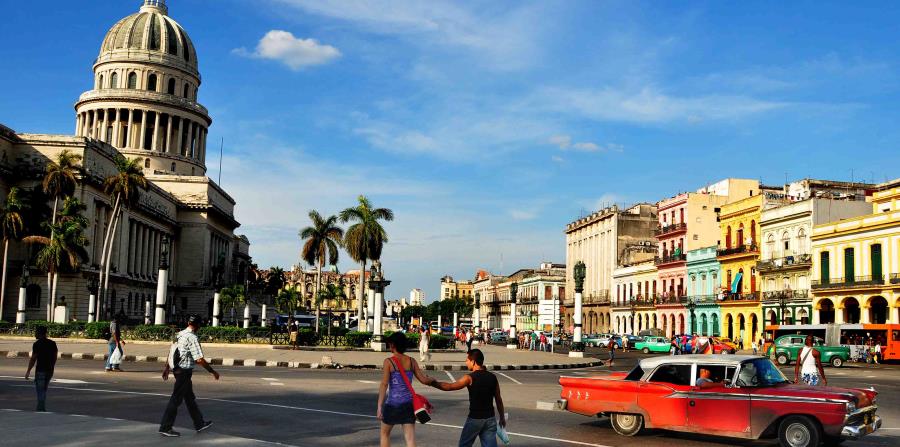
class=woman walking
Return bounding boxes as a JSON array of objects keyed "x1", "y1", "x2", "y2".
[
  {"x1": 418, "y1": 327, "x2": 431, "y2": 363},
  {"x1": 378, "y1": 332, "x2": 435, "y2": 447}
]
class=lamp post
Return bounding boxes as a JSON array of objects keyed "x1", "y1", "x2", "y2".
[
  {"x1": 506, "y1": 282, "x2": 518, "y2": 350},
  {"x1": 779, "y1": 293, "x2": 788, "y2": 325},
  {"x1": 368, "y1": 262, "x2": 390, "y2": 352},
  {"x1": 86, "y1": 274, "x2": 99, "y2": 323},
  {"x1": 154, "y1": 235, "x2": 170, "y2": 325},
  {"x1": 687, "y1": 297, "x2": 696, "y2": 335},
  {"x1": 16, "y1": 266, "x2": 29, "y2": 324},
  {"x1": 474, "y1": 292, "x2": 481, "y2": 332},
  {"x1": 629, "y1": 296, "x2": 637, "y2": 336},
  {"x1": 570, "y1": 261, "x2": 586, "y2": 357}
]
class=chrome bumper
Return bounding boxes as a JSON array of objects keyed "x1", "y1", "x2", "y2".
[
  {"x1": 556, "y1": 399, "x2": 568, "y2": 411},
  {"x1": 842, "y1": 415, "x2": 882, "y2": 440}
]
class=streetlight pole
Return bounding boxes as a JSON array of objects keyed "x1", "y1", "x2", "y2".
[
  {"x1": 368, "y1": 262, "x2": 390, "y2": 352},
  {"x1": 154, "y1": 235, "x2": 170, "y2": 325},
  {"x1": 474, "y1": 292, "x2": 481, "y2": 332},
  {"x1": 86, "y1": 274, "x2": 99, "y2": 323},
  {"x1": 570, "y1": 261, "x2": 586, "y2": 358},
  {"x1": 506, "y1": 282, "x2": 518, "y2": 350},
  {"x1": 630, "y1": 297, "x2": 636, "y2": 336},
  {"x1": 687, "y1": 298, "x2": 696, "y2": 335}
]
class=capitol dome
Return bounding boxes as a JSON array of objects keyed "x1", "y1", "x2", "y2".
[{"x1": 98, "y1": 0, "x2": 198, "y2": 77}]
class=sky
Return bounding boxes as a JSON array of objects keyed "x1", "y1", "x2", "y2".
[{"x1": 2, "y1": 1, "x2": 900, "y2": 302}]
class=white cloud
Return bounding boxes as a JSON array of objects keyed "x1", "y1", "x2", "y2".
[
  {"x1": 509, "y1": 210, "x2": 537, "y2": 221},
  {"x1": 233, "y1": 30, "x2": 341, "y2": 70},
  {"x1": 572, "y1": 142, "x2": 600, "y2": 152},
  {"x1": 547, "y1": 135, "x2": 621, "y2": 153},
  {"x1": 547, "y1": 135, "x2": 571, "y2": 149}
]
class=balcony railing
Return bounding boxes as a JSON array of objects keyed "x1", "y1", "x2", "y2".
[
  {"x1": 687, "y1": 294, "x2": 718, "y2": 304},
  {"x1": 757, "y1": 254, "x2": 812, "y2": 272},
  {"x1": 655, "y1": 253, "x2": 687, "y2": 265},
  {"x1": 720, "y1": 291, "x2": 760, "y2": 301},
  {"x1": 811, "y1": 275, "x2": 884, "y2": 290},
  {"x1": 717, "y1": 244, "x2": 759, "y2": 257},
  {"x1": 891, "y1": 273, "x2": 900, "y2": 284},
  {"x1": 655, "y1": 222, "x2": 687, "y2": 236},
  {"x1": 762, "y1": 289, "x2": 810, "y2": 302}
]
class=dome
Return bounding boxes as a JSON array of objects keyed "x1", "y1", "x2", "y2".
[{"x1": 98, "y1": 0, "x2": 198, "y2": 75}]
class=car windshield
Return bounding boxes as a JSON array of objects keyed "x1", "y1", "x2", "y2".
[{"x1": 736, "y1": 359, "x2": 790, "y2": 387}]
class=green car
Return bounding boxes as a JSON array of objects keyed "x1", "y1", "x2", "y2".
[
  {"x1": 633, "y1": 336, "x2": 671, "y2": 354},
  {"x1": 766, "y1": 335, "x2": 849, "y2": 368}
]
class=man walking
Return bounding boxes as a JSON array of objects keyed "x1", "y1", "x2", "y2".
[
  {"x1": 466, "y1": 328, "x2": 474, "y2": 351},
  {"x1": 159, "y1": 315, "x2": 218, "y2": 437},
  {"x1": 24, "y1": 326, "x2": 57, "y2": 412},
  {"x1": 429, "y1": 349, "x2": 506, "y2": 447},
  {"x1": 105, "y1": 315, "x2": 124, "y2": 372},
  {"x1": 794, "y1": 335, "x2": 827, "y2": 386}
]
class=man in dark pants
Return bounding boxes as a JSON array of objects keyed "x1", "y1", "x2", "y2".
[
  {"x1": 25, "y1": 326, "x2": 57, "y2": 412},
  {"x1": 159, "y1": 315, "x2": 219, "y2": 437}
]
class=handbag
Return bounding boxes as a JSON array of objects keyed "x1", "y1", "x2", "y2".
[
  {"x1": 109, "y1": 345, "x2": 123, "y2": 364},
  {"x1": 390, "y1": 356, "x2": 433, "y2": 424}
]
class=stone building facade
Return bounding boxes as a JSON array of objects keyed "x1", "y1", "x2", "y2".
[{"x1": 0, "y1": 0, "x2": 250, "y2": 324}]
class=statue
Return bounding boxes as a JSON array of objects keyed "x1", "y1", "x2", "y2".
[
  {"x1": 573, "y1": 261, "x2": 586, "y2": 293},
  {"x1": 371, "y1": 260, "x2": 383, "y2": 281}
]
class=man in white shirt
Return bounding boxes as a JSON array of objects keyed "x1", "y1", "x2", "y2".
[{"x1": 159, "y1": 315, "x2": 219, "y2": 437}]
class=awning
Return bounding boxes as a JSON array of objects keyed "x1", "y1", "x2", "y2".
[{"x1": 731, "y1": 272, "x2": 743, "y2": 294}]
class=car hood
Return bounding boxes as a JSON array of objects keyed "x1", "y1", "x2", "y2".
[{"x1": 754, "y1": 384, "x2": 874, "y2": 407}]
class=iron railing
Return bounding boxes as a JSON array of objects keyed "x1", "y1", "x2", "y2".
[
  {"x1": 762, "y1": 289, "x2": 810, "y2": 302},
  {"x1": 717, "y1": 244, "x2": 759, "y2": 257},
  {"x1": 890, "y1": 273, "x2": 900, "y2": 284},
  {"x1": 757, "y1": 254, "x2": 812, "y2": 272},
  {"x1": 811, "y1": 275, "x2": 884, "y2": 290},
  {"x1": 655, "y1": 222, "x2": 687, "y2": 236},
  {"x1": 655, "y1": 253, "x2": 687, "y2": 265},
  {"x1": 720, "y1": 291, "x2": 760, "y2": 301}
]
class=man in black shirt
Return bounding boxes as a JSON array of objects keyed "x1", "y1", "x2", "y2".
[
  {"x1": 429, "y1": 349, "x2": 506, "y2": 447},
  {"x1": 25, "y1": 326, "x2": 58, "y2": 412}
]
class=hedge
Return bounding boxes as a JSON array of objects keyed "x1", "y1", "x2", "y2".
[
  {"x1": 85, "y1": 321, "x2": 111, "y2": 339},
  {"x1": 128, "y1": 325, "x2": 177, "y2": 341},
  {"x1": 386, "y1": 332, "x2": 454, "y2": 350}
]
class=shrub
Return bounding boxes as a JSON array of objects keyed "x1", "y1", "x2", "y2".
[
  {"x1": 129, "y1": 325, "x2": 177, "y2": 341},
  {"x1": 84, "y1": 321, "x2": 111, "y2": 339},
  {"x1": 344, "y1": 331, "x2": 372, "y2": 347},
  {"x1": 197, "y1": 326, "x2": 247, "y2": 342}
]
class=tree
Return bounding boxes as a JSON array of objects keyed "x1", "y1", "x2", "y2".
[
  {"x1": 274, "y1": 287, "x2": 302, "y2": 319},
  {"x1": 24, "y1": 217, "x2": 90, "y2": 320},
  {"x1": 340, "y1": 196, "x2": 393, "y2": 331},
  {"x1": 299, "y1": 210, "x2": 343, "y2": 333},
  {"x1": 0, "y1": 187, "x2": 26, "y2": 322},
  {"x1": 317, "y1": 282, "x2": 346, "y2": 335},
  {"x1": 41, "y1": 150, "x2": 83, "y2": 320},
  {"x1": 400, "y1": 305, "x2": 427, "y2": 326},
  {"x1": 98, "y1": 155, "x2": 147, "y2": 320},
  {"x1": 265, "y1": 266, "x2": 285, "y2": 296},
  {"x1": 219, "y1": 284, "x2": 248, "y2": 326}
]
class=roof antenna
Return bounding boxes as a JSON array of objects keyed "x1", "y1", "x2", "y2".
[{"x1": 218, "y1": 137, "x2": 224, "y2": 186}]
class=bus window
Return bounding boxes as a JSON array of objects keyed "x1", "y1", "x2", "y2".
[{"x1": 893, "y1": 330, "x2": 900, "y2": 342}]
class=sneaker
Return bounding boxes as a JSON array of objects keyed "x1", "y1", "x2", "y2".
[
  {"x1": 196, "y1": 421, "x2": 213, "y2": 433},
  {"x1": 159, "y1": 429, "x2": 181, "y2": 437}
]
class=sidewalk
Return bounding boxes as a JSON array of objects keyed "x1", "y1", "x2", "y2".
[
  {"x1": 0, "y1": 337, "x2": 603, "y2": 370},
  {"x1": 0, "y1": 408, "x2": 279, "y2": 446}
]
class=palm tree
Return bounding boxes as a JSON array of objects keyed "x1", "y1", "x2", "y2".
[
  {"x1": 317, "y1": 282, "x2": 346, "y2": 336},
  {"x1": 219, "y1": 284, "x2": 249, "y2": 326},
  {"x1": 275, "y1": 287, "x2": 302, "y2": 319},
  {"x1": 299, "y1": 211, "x2": 343, "y2": 333},
  {"x1": 24, "y1": 218, "x2": 90, "y2": 320},
  {"x1": 340, "y1": 195, "x2": 393, "y2": 331},
  {"x1": 98, "y1": 155, "x2": 147, "y2": 320},
  {"x1": 41, "y1": 150, "x2": 83, "y2": 320},
  {"x1": 265, "y1": 266, "x2": 285, "y2": 296},
  {"x1": 0, "y1": 187, "x2": 26, "y2": 322}
]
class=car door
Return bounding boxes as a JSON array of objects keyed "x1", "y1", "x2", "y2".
[
  {"x1": 686, "y1": 365, "x2": 752, "y2": 438},
  {"x1": 637, "y1": 363, "x2": 691, "y2": 430}
]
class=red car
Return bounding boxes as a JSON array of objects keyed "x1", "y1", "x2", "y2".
[{"x1": 558, "y1": 355, "x2": 880, "y2": 447}]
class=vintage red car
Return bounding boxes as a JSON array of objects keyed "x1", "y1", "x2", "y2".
[{"x1": 558, "y1": 355, "x2": 880, "y2": 447}]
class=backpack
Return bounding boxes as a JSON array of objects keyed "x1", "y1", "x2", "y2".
[{"x1": 167, "y1": 339, "x2": 182, "y2": 371}]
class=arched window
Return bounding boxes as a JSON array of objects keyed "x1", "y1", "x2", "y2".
[
  {"x1": 167, "y1": 78, "x2": 176, "y2": 95},
  {"x1": 110, "y1": 72, "x2": 119, "y2": 89},
  {"x1": 725, "y1": 226, "x2": 732, "y2": 248},
  {"x1": 98, "y1": 74, "x2": 104, "y2": 90},
  {"x1": 737, "y1": 224, "x2": 745, "y2": 247},
  {"x1": 26, "y1": 284, "x2": 42, "y2": 308},
  {"x1": 170, "y1": 162, "x2": 176, "y2": 172},
  {"x1": 147, "y1": 74, "x2": 158, "y2": 92},
  {"x1": 797, "y1": 228, "x2": 807, "y2": 254},
  {"x1": 766, "y1": 234, "x2": 776, "y2": 259},
  {"x1": 127, "y1": 72, "x2": 138, "y2": 89},
  {"x1": 183, "y1": 83, "x2": 190, "y2": 98},
  {"x1": 781, "y1": 231, "x2": 790, "y2": 256},
  {"x1": 144, "y1": 158, "x2": 151, "y2": 168}
]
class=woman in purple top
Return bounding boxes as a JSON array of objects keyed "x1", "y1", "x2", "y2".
[{"x1": 377, "y1": 332, "x2": 435, "y2": 447}]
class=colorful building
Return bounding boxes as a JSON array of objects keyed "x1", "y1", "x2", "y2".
[
  {"x1": 612, "y1": 259, "x2": 659, "y2": 335},
  {"x1": 811, "y1": 181, "x2": 900, "y2": 325},
  {"x1": 686, "y1": 246, "x2": 721, "y2": 336}
]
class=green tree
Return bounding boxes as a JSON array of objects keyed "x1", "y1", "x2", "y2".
[
  {"x1": 219, "y1": 284, "x2": 249, "y2": 326},
  {"x1": 265, "y1": 266, "x2": 286, "y2": 296},
  {"x1": 299, "y1": 210, "x2": 343, "y2": 333},
  {"x1": 0, "y1": 187, "x2": 26, "y2": 321},
  {"x1": 274, "y1": 287, "x2": 302, "y2": 318},
  {"x1": 340, "y1": 196, "x2": 393, "y2": 331},
  {"x1": 98, "y1": 155, "x2": 147, "y2": 320},
  {"x1": 41, "y1": 150, "x2": 83, "y2": 320},
  {"x1": 24, "y1": 217, "x2": 90, "y2": 319},
  {"x1": 317, "y1": 282, "x2": 346, "y2": 335}
]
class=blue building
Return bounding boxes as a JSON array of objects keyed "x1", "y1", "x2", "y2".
[{"x1": 687, "y1": 246, "x2": 721, "y2": 336}]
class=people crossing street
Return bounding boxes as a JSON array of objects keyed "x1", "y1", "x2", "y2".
[
  {"x1": 24, "y1": 325, "x2": 57, "y2": 412},
  {"x1": 158, "y1": 315, "x2": 218, "y2": 437}
]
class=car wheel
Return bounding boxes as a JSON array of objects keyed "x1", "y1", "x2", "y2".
[
  {"x1": 831, "y1": 357, "x2": 843, "y2": 368},
  {"x1": 610, "y1": 413, "x2": 644, "y2": 437},
  {"x1": 776, "y1": 353, "x2": 790, "y2": 366},
  {"x1": 778, "y1": 415, "x2": 820, "y2": 447},
  {"x1": 642, "y1": 347, "x2": 650, "y2": 354}
]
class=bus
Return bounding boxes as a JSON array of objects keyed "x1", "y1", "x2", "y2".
[
  {"x1": 764, "y1": 323, "x2": 899, "y2": 361},
  {"x1": 274, "y1": 314, "x2": 317, "y2": 329}
]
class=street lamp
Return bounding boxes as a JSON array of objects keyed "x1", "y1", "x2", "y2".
[
  {"x1": 571, "y1": 261, "x2": 586, "y2": 357},
  {"x1": 474, "y1": 292, "x2": 481, "y2": 331},
  {"x1": 779, "y1": 293, "x2": 788, "y2": 325},
  {"x1": 86, "y1": 274, "x2": 99, "y2": 323},
  {"x1": 506, "y1": 282, "x2": 518, "y2": 349},
  {"x1": 687, "y1": 297, "x2": 696, "y2": 335},
  {"x1": 629, "y1": 296, "x2": 636, "y2": 335}
]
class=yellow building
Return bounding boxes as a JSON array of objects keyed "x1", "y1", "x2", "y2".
[
  {"x1": 716, "y1": 193, "x2": 765, "y2": 342},
  {"x1": 811, "y1": 183, "x2": 900, "y2": 325}
]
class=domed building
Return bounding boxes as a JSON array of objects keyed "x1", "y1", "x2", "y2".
[{"x1": 0, "y1": 0, "x2": 253, "y2": 324}]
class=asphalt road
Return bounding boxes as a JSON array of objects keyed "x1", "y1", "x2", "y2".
[{"x1": 1, "y1": 353, "x2": 897, "y2": 447}]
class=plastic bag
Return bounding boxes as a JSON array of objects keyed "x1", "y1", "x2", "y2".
[
  {"x1": 497, "y1": 412, "x2": 510, "y2": 445},
  {"x1": 109, "y1": 346, "x2": 123, "y2": 364}
]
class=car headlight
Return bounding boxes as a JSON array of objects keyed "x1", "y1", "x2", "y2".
[{"x1": 846, "y1": 401, "x2": 857, "y2": 413}]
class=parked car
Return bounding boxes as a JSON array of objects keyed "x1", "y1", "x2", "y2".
[
  {"x1": 490, "y1": 331, "x2": 508, "y2": 343},
  {"x1": 600, "y1": 334, "x2": 623, "y2": 349},
  {"x1": 710, "y1": 337, "x2": 738, "y2": 354},
  {"x1": 633, "y1": 336, "x2": 671, "y2": 354},
  {"x1": 582, "y1": 334, "x2": 604, "y2": 347},
  {"x1": 558, "y1": 355, "x2": 881, "y2": 446},
  {"x1": 766, "y1": 335, "x2": 850, "y2": 367},
  {"x1": 621, "y1": 334, "x2": 644, "y2": 349}
]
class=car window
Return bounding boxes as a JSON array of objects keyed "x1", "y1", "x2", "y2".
[
  {"x1": 695, "y1": 365, "x2": 727, "y2": 386},
  {"x1": 776, "y1": 338, "x2": 789, "y2": 346},
  {"x1": 625, "y1": 365, "x2": 644, "y2": 381},
  {"x1": 649, "y1": 364, "x2": 692, "y2": 386},
  {"x1": 814, "y1": 338, "x2": 825, "y2": 346}
]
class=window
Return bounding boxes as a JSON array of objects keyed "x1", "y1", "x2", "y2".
[
  {"x1": 820, "y1": 252, "x2": 830, "y2": 283},
  {"x1": 183, "y1": 83, "x2": 190, "y2": 98},
  {"x1": 696, "y1": 365, "x2": 728, "y2": 385},
  {"x1": 170, "y1": 162, "x2": 176, "y2": 172},
  {"x1": 26, "y1": 284, "x2": 41, "y2": 308},
  {"x1": 624, "y1": 365, "x2": 644, "y2": 381},
  {"x1": 648, "y1": 364, "x2": 692, "y2": 386},
  {"x1": 127, "y1": 72, "x2": 137, "y2": 89},
  {"x1": 147, "y1": 74, "x2": 158, "y2": 92},
  {"x1": 110, "y1": 72, "x2": 119, "y2": 89},
  {"x1": 844, "y1": 248, "x2": 855, "y2": 280},
  {"x1": 167, "y1": 78, "x2": 176, "y2": 95},
  {"x1": 871, "y1": 244, "x2": 882, "y2": 279},
  {"x1": 144, "y1": 158, "x2": 151, "y2": 168}
]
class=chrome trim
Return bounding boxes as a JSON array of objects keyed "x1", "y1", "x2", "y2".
[
  {"x1": 556, "y1": 399, "x2": 568, "y2": 410},
  {"x1": 842, "y1": 415, "x2": 882, "y2": 440},
  {"x1": 843, "y1": 405, "x2": 877, "y2": 425}
]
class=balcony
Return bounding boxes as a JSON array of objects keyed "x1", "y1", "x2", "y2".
[
  {"x1": 655, "y1": 253, "x2": 687, "y2": 266},
  {"x1": 762, "y1": 289, "x2": 810, "y2": 302},
  {"x1": 655, "y1": 222, "x2": 687, "y2": 237},
  {"x1": 687, "y1": 294, "x2": 718, "y2": 304},
  {"x1": 757, "y1": 254, "x2": 812, "y2": 272},
  {"x1": 811, "y1": 275, "x2": 884, "y2": 290},
  {"x1": 583, "y1": 291, "x2": 611, "y2": 305},
  {"x1": 891, "y1": 273, "x2": 900, "y2": 284},
  {"x1": 720, "y1": 291, "x2": 760, "y2": 302},
  {"x1": 717, "y1": 244, "x2": 759, "y2": 258}
]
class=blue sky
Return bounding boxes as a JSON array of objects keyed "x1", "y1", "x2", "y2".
[{"x1": 2, "y1": 1, "x2": 900, "y2": 302}]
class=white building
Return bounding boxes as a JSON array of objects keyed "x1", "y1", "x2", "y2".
[{"x1": 409, "y1": 288, "x2": 425, "y2": 306}]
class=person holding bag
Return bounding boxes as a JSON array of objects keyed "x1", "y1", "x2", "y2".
[{"x1": 378, "y1": 332, "x2": 436, "y2": 447}]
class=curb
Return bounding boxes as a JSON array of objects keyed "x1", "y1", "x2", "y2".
[{"x1": 1, "y1": 350, "x2": 604, "y2": 371}]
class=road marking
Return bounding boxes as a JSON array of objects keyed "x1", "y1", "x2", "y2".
[
  {"x1": 356, "y1": 380, "x2": 377, "y2": 384},
  {"x1": 497, "y1": 372, "x2": 523, "y2": 385},
  {"x1": 444, "y1": 371, "x2": 455, "y2": 381},
  {"x1": 1, "y1": 408, "x2": 23, "y2": 412},
  {"x1": 269, "y1": 383, "x2": 285, "y2": 386},
  {"x1": 535, "y1": 401, "x2": 557, "y2": 411},
  {"x1": 261, "y1": 378, "x2": 279, "y2": 381},
  {"x1": 32, "y1": 386, "x2": 615, "y2": 447},
  {"x1": 53, "y1": 379, "x2": 93, "y2": 384}
]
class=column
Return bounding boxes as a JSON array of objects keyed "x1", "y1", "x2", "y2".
[
  {"x1": 243, "y1": 303, "x2": 250, "y2": 328},
  {"x1": 138, "y1": 110, "x2": 147, "y2": 150},
  {"x1": 152, "y1": 111, "x2": 161, "y2": 151},
  {"x1": 75, "y1": 113, "x2": 81, "y2": 136},
  {"x1": 112, "y1": 109, "x2": 121, "y2": 147},
  {"x1": 142, "y1": 225, "x2": 150, "y2": 277},
  {"x1": 200, "y1": 128, "x2": 207, "y2": 161},
  {"x1": 16, "y1": 285, "x2": 27, "y2": 324},
  {"x1": 127, "y1": 222, "x2": 135, "y2": 274},
  {"x1": 165, "y1": 114, "x2": 174, "y2": 153},
  {"x1": 138, "y1": 224, "x2": 146, "y2": 277},
  {"x1": 100, "y1": 109, "x2": 108, "y2": 142},
  {"x1": 212, "y1": 292, "x2": 221, "y2": 327},
  {"x1": 174, "y1": 116, "x2": 183, "y2": 155},
  {"x1": 183, "y1": 120, "x2": 193, "y2": 156},
  {"x1": 88, "y1": 292, "x2": 96, "y2": 323},
  {"x1": 155, "y1": 263, "x2": 168, "y2": 325},
  {"x1": 571, "y1": 289, "x2": 583, "y2": 357},
  {"x1": 261, "y1": 304, "x2": 267, "y2": 327},
  {"x1": 126, "y1": 109, "x2": 134, "y2": 148}
]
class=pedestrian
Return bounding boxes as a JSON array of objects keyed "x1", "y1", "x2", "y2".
[
  {"x1": 539, "y1": 332, "x2": 547, "y2": 352},
  {"x1": 429, "y1": 348, "x2": 507, "y2": 447},
  {"x1": 289, "y1": 318, "x2": 299, "y2": 350},
  {"x1": 606, "y1": 338, "x2": 616, "y2": 367},
  {"x1": 105, "y1": 314, "x2": 125, "y2": 372},
  {"x1": 670, "y1": 337, "x2": 679, "y2": 355},
  {"x1": 466, "y1": 329, "x2": 474, "y2": 352},
  {"x1": 24, "y1": 325, "x2": 57, "y2": 412},
  {"x1": 794, "y1": 334, "x2": 827, "y2": 386},
  {"x1": 752, "y1": 339, "x2": 758, "y2": 355},
  {"x1": 378, "y1": 332, "x2": 435, "y2": 447},
  {"x1": 158, "y1": 315, "x2": 218, "y2": 437},
  {"x1": 874, "y1": 341, "x2": 882, "y2": 365},
  {"x1": 418, "y1": 327, "x2": 431, "y2": 363}
]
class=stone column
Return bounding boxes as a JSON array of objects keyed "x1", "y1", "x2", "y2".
[
  {"x1": 261, "y1": 304, "x2": 267, "y2": 327},
  {"x1": 570, "y1": 261, "x2": 586, "y2": 358},
  {"x1": 126, "y1": 109, "x2": 134, "y2": 148},
  {"x1": 174, "y1": 116, "x2": 183, "y2": 155},
  {"x1": 165, "y1": 115, "x2": 173, "y2": 154},
  {"x1": 16, "y1": 286, "x2": 27, "y2": 324},
  {"x1": 100, "y1": 109, "x2": 108, "y2": 142},
  {"x1": 75, "y1": 113, "x2": 81, "y2": 136},
  {"x1": 138, "y1": 110, "x2": 147, "y2": 150},
  {"x1": 184, "y1": 120, "x2": 193, "y2": 156},
  {"x1": 368, "y1": 272, "x2": 391, "y2": 352},
  {"x1": 152, "y1": 111, "x2": 160, "y2": 151},
  {"x1": 113, "y1": 109, "x2": 122, "y2": 147},
  {"x1": 507, "y1": 282, "x2": 518, "y2": 350},
  {"x1": 212, "y1": 292, "x2": 221, "y2": 327}
]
